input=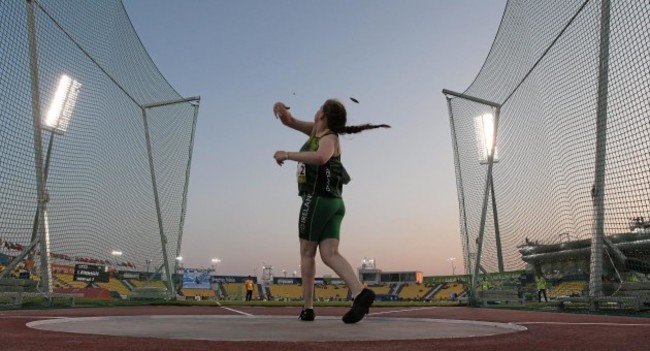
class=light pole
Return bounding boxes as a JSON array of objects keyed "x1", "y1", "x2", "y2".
[
  {"x1": 0, "y1": 1, "x2": 84, "y2": 294},
  {"x1": 39, "y1": 74, "x2": 81, "y2": 291},
  {"x1": 0, "y1": 73, "x2": 82, "y2": 290},
  {"x1": 448, "y1": 257, "x2": 457, "y2": 276},
  {"x1": 475, "y1": 112, "x2": 504, "y2": 274},
  {"x1": 211, "y1": 258, "x2": 221, "y2": 275},
  {"x1": 112, "y1": 250, "x2": 122, "y2": 269}
]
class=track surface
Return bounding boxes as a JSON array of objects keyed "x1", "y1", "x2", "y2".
[{"x1": 1, "y1": 305, "x2": 649, "y2": 350}]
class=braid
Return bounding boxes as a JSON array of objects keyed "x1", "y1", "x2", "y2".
[
  {"x1": 333, "y1": 123, "x2": 391, "y2": 135},
  {"x1": 321, "y1": 99, "x2": 390, "y2": 134}
]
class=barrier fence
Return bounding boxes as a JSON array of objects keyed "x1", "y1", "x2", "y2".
[
  {"x1": 444, "y1": 0, "x2": 650, "y2": 308},
  {"x1": 0, "y1": 0, "x2": 199, "y2": 298}
]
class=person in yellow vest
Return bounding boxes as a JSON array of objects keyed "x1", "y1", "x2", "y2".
[
  {"x1": 244, "y1": 276, "x2": 255, "y2": 301},
  {"x1": 479, "y1": 276, "x2": 492, "y2": 291},
  {"x1": 536, "y1": 275, "x2": 548, "y2": 302}
]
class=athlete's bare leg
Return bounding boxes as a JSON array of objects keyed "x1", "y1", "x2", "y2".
[
  {"x1": 299, "y1": 239, "x2": 318, "y2": 308},
  {"x1": 319, "y1": 238, "x2": 364, "y2": 296}
]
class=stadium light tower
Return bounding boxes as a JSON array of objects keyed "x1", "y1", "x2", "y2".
[
  {"x1": 37, "y1": 74, "x2": 81, "y2": 293},
  {"x1": 3, "y1": 74, "x2": 83, "y2": 292},
  {"x1": 44, "y1": 75, "x2": 81, "y2": 134},
  {"x1": 475, "y1": 113, "x2": 499, "y2": 164},
  {"x1": 475, "y1": 112, "x2": 504, "y2": 274},
  {"x1": 111, "y1": 250, "x2": 122, "y2": 267},
  {"x1": 0, "y1": 0, "x2": 58, "y2": 288}
]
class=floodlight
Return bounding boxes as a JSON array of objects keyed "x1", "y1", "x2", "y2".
[
  {"x1": 474, "y1": 113, "x2": 499, "y2": 163},
  {"x1": 211, "y1": 258, "x2": 221, "y2": 264},
  {"x1": 111, "y1": 250, "x2": 123, "y2": 256},
  {"x1": 45, "y1": 74, "x2": 81, "y2": 133}
]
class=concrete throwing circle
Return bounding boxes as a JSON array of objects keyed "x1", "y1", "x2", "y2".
[{"x1": 27, "y1": 315, "x2": 526, "y2": 341}]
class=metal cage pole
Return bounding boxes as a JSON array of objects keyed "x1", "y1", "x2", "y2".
[
  {"x1": 442, "y1": 89, "x2": 501, "y2": 303},
  {"x1": 142, "y1": 96, "x2": 200, "y2": 299},
  {"x1": 173, "y1": 102, "x2": 200, "y2": 277},
  {"x1": 141, "y1": 107, "x2": 175, "y2": 299},
  {"x1": 491, "y1": 175, "x2": 504, "y2": 273},
  {"x1": 589, "y1": 0, "x2": 611, "y2": 302},
  {"x1": 445, "y1": 97, "x2": 472, "y2": 275},
  {"x1": 27, "y1": 0, "x2": 53, "y2": 293}
]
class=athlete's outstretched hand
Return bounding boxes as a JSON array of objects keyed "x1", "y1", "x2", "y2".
[
  {"x1": 273, "y1": 150, "x2": 289, "y2": 166},
  {"x1": 273, "y1": 102, "x2": 290, "y2": 121}
]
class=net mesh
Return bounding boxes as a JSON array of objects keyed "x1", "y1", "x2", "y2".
[
  {"x1": 0, "y1": 0, "x2": 197, "y2": 289},
  {"x1": 446, "y1": 0, "x2": 650, "y2": 305}
]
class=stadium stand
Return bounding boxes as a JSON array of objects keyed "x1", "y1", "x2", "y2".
[
  {"x1": 181, "y1": 288, "x2": 216, "y2": 300},
  {"x1": 122, "y1": 279, "x2": 136, "y2": 290},
  {"x1": 367, "y1": 285, "x2": 390, "y2": 295},
  {"x1": 270, "y1": 284, "x2": 302, "y2": 301},
  {"x1": 95, "y1": 279, "x2": 132, "y2": 298},
  {"x1": 54, "y1": 273, "x2": 88, "y2": 289},
  {"x1": 315, "y1": 285, "x2": 349, "y2": 301},
  {"x1": 223, "y1": 282, "x2": 261, "y2": 300},
  {"x1": 392, "y1": 283, "x2": 405, "y2": 296},
  {"x1": 53, "y1": 276, "x2": 72, "y2": 289},
  {"x1": 399, "y1": 283, "x2": 431, "y2": 300},
  {"x1": 130, "y1": 279, "x2": 166, "y2": 289},
  {"x1": 433, "y1": 283, "x2": 466, "y2": 301}
]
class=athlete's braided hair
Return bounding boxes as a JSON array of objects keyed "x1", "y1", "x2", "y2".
[{"x1": 322, "y1": 99, "x2": 391, "y2": 134}]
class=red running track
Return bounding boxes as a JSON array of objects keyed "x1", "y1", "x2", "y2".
[{"x1": 1, "y1": 305, "x2": 649, "y2": 351}]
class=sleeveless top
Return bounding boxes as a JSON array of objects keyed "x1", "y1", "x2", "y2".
[{"x1": 297, "y1": 132, "x2": 351, "y2": 197}]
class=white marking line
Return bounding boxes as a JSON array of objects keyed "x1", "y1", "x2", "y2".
[
  {"x1": 219, "y1": 306, "x2": 254, "y2": 316},
  {"x1": 0, "y1": 316, "x2": 68, "y2": 319},
  {"x1": 369, "y1": 306, "x2": 438, "y2": 316},
  {"x1": 518, "y1": 321, "x2": 650, "y2": 327}
]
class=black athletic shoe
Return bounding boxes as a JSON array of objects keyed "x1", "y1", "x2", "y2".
[
  {"x1": 299, "y1": 308, "x2": 315, "y2": 321},
  {"x1": 342, "y1": 288, "x2": 375, "y2": 324}
]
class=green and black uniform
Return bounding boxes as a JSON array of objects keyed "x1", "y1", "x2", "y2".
[{"x1": 297, "y1": 132, "x2": 351, "y2": 242}]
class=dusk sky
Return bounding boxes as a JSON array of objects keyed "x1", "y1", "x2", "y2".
[{"x1": 122, "y1": 0, "x2": 507, "y2": 278}]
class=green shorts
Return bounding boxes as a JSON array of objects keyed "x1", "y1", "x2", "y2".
[{"x1": 298, "y1": 194, "x2": 345, "y2": 242}]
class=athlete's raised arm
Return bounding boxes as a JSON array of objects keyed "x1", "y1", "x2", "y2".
[{"x1": 273, "y1": 102, "x2": 314, "y2": 136}]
